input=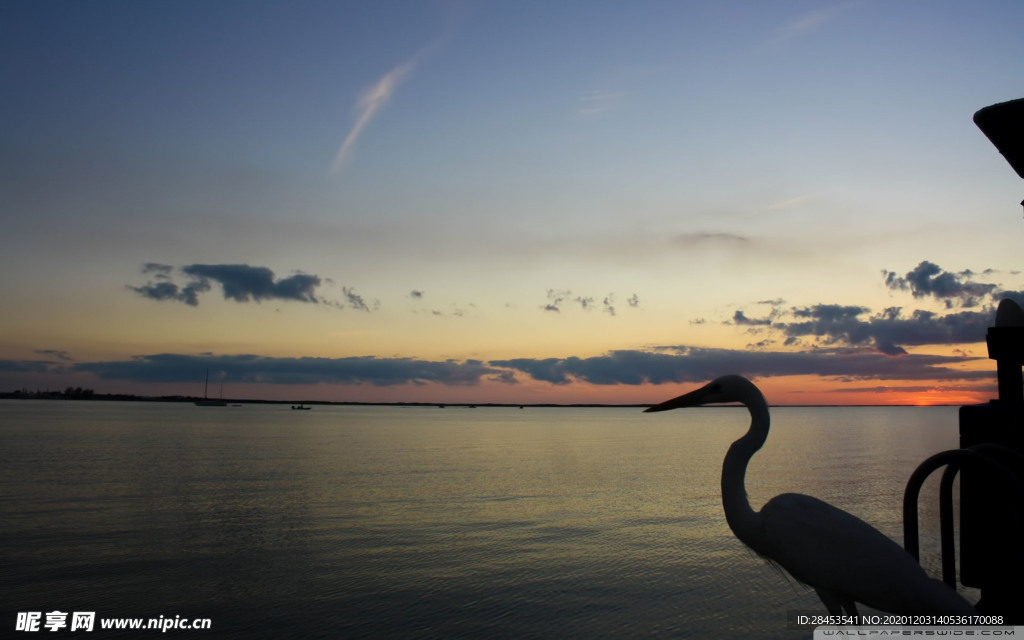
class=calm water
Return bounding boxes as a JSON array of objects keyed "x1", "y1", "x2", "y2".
[{"x1": 0, "y1": 401, "x2": 968, "y2": 638}]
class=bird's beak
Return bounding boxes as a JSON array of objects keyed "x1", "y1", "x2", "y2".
[{"x1": 643, "y1": 381, "x2": 717, "y2": 413}]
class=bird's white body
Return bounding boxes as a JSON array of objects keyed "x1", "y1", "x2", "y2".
[{"x1": 646, "y1": 374, "x2": 975, "y2": 615}]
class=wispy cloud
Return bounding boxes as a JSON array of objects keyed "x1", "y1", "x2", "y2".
[
  {"x1": 603, "y1": 293, "x2": 639, "y2": 316},
  {"x1": 578, "y1": 91, "x2": 626, "y2": 116},
  {"x1": 769, "y1": 3, "x2": 854, "y2": 45},
  {"x1": 542, "y1": 289, "x2": 571, "y2": 313},
  {"x1": 542, "y1": 289, "x2": 640, "y2": 315},
  {"x1": 672, "y1": 232, "x2": 750, "y2": 248},
  {"x1": 423, "y1": 305, "x2": 469, "y2": 318},
  {"x1": 603, "y1": 295, "x2": 616, "y2": 316},
  {"x1": 329, "y1": 11, "x2": 462, "y2": 175},
  {"x1": 34, "y1": 349, "x2": 73, "y2": 362},
  {"x1": 330, "y1": 58, "x2": 419, "y2": 174},
  {"x1": 766, "y1": 194, "x2": 815, "y2": 211},
  {"x1": 342, "y1": 286, "x2": 379, "y2": 312}
]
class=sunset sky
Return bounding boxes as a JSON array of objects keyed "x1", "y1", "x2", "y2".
[{"x1": 3, "y1": 0, "x2": 1024, "y2": 405}]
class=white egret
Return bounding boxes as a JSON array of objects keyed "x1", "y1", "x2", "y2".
[{"x1": 645, "y1": 374, "x2": 975, "y2": 615}]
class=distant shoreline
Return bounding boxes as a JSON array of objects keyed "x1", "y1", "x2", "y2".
[{"x1": 0, "y1": 391, "x2": 964, "y2": 408}]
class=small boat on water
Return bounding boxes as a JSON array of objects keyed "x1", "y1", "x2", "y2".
[
  {"x1": 291, "y1": 404, "x2": 311, "y2": 410},
  {"x1": 195, "y1": 369, "x2": 227, "y2": 407},
  {"x1": 195, "y1": 399, "x2": 227, "y2": 407}
]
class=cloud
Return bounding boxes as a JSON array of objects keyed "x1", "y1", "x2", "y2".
[
  {"x1": 342, "y1": 286, "x2": 378, "y2": 312},
  {"x1": 575, "y1": 295, "x2": 595, "y2": 311},
  {"x1": 128, "y1": 278, "x2": 210, "y2": 307},
  {"x1": 128, "y1": 263, "x2": 372, "y2": 309},
  {"x1": 603, "y1": 295, "x2": 616, "y2": 316},
  {"x1": 544, "y1": 290, "x2": 639, "y2": 316},
  {"x1": 542, "y1": 289, "x2": 571, "y2": 313},
  {"x1": 328, "y1": 10, "x2": 459, "y2": 175},
  {"x1": 769, "y1": 304, "x2": 992, "y2": 356},
  {"x1": 725, "y1": 267, "x2": 1005, "y2": 355},
  {"x1": 672, "y1": 232, "x2": 749, "y2": 248},
  {"x1": 75, "y1": 353, "x2": 507, "y2": 387},
  {"x1": 181, "y1": 264, "x2": 321, "y2": 303},
  {"x1": 732, "y1": 310, "x2": 773, "y2": 326},
  {"x1": 142, "y1": 263, "x2": 173, "y2": 275},
  {"x1": 106, "y1": 257, "x2": 1017, "y2": 395},
  {"x1": 330, "y1": 59, "x2": 418, "y2": 174},
  {"x1": 491, "y1": 346, "x2": 989, "y2": 387},
  {"x1": 421, "y1": 303, "x2": 470, "y2": 318},
  {"x1": 57, "y1": 344, "x2": 991, "y2": 395},
  {"x1": 769, "y1": 3, "x2": 854, "y2": 45},
  {"x1": 578, "y1": 91, "x2": 626, "y2": 116},
  {"x1": 0, "y1": 359, "x2": 58, "y2": 373},
  {"x1": 766, "y1": 194, "x2": 815, "y2": 211},
  {"x1": 34, "y1": 349, "x2": 73, "y2": 362},
  {"x1": 12, "y1": 342, "x2": 990, "y2": 398},
  {"x1": 884, "y1": 261, "x2": 998, "y2": 308},
  {"x1": 729, "y1": 300, "x2": 783, "y2": 329}
]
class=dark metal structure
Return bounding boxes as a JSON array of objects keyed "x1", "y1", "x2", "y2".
[
  {"x1": 904, "y1": 301, "x2": 1024, "y2": 618},
  {"x1": 903, "y1": 99, "x2": 1024, "y2": 620},
  {"x1": 975, "y1": 98, "x2": 1024, "y2": 180},
  {"x1": 975, "y1": 97, "x2": 1024, "y2": 214}
]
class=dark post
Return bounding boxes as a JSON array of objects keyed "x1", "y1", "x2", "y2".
[
  {"x1": 958, "y1": 301, "x2": 1024, "y2": 616},
  {"x1": 958, "y1": 100, "x2": 1024, "y2": 616}
]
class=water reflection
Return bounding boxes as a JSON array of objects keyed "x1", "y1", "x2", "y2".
[{"x1": 0, "y1": 401, "x2": 965, "y2": 638}]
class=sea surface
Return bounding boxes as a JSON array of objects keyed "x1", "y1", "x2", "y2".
[{"x1": 0, "y1": 400, "x2": 971, "y2": 638}]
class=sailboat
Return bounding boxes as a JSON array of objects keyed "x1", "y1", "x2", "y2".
[{"x1": 194, "y1": 369, "x2": 227, "y2": 407}]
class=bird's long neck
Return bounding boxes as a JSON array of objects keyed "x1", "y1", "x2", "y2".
[{"x1": 721, "y1": 394, "x2": 770, "y2": 549}]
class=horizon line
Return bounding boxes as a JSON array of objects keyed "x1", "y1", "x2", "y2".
[{"x1": 0, "y1": 390, "x2": 972, "y2": 409}]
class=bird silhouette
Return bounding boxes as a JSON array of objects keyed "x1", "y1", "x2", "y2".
[{"x1": 645, "y1": 374, "x2": 975, "y2": 616}]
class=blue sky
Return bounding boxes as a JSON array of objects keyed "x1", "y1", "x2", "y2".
[{"x1": 2, "y1": 1, "x2": 1023, "y2": 403}]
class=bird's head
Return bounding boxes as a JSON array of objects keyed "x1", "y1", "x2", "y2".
[{"x1": 643, "y1": 374, "x2": 761, "y2": 412}]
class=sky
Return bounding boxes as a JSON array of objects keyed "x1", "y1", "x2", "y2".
[{"x1": 2, "y1": 0, "x2": 1024, "y2": 405}]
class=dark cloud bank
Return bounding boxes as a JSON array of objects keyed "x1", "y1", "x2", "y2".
[
  {"x1": 65, "y1": 345, "x2": 989, "y2": 391},
  {"x1": 491, "y1": 347, "x2": 988, "y2": 386},
  {"x1": 76, "y1": 354, "x2": 508, "y2": 387}
]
